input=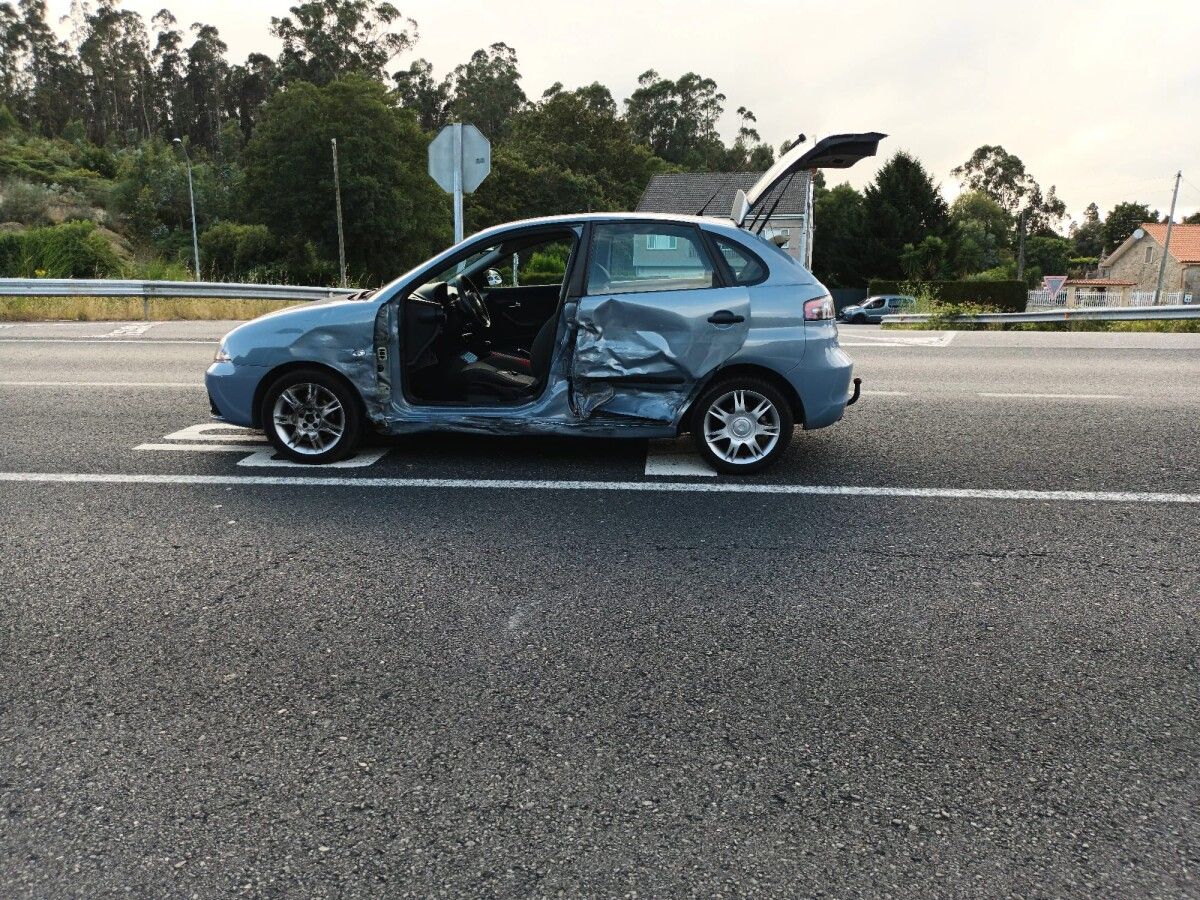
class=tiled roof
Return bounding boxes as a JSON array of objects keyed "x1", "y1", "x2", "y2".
[
  {"x1": 636, "y1": 171, "x2": 809, "y2": 218},
  {"x1": 1142, "y1": 223, "x2": 1200, "y2": 264}
]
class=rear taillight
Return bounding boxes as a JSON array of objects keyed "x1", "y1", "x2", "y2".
[{"x1": 804, "y1": 295, "x2": 835, "y2": 321}]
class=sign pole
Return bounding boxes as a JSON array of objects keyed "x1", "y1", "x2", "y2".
[
  {"x1": 428, "y1": 123, "x2": 489, "y2": 245},
  {"x1": 452, "y1": 123, "x2": 464, "y2": 245}
]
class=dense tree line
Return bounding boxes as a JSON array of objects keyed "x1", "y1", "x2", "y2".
[{"x1": 0, "y1": 0, "x2": 1177, "y2": 287}]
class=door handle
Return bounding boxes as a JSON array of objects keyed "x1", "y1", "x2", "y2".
[{"x1": 707, "y1": 310, "x2": 745, "y2": 325}]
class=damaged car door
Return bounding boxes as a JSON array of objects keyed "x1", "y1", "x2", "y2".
[{"x1": 570, "y1": 222, "x2": 750, "y2": 422}]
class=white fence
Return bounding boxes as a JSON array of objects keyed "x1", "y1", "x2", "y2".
[{"x1": 1028, "y1": 289, "x2": 1192, "y2": 310}]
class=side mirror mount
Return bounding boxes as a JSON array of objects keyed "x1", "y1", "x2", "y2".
[{"x1": 485, "y1": 268, "x2": 503, "y2": 287}]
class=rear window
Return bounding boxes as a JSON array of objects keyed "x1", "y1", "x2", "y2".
[{"x1": 712, "y1": 236, "x2": 768, "y2": 285}]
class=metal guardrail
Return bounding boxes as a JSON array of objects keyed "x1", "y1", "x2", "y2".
[
  {"x1": 883, "y1": 304, "x2": 1200, "y2": 325},
  {"x1": 0, "y1": 278, "x2": 356, "y2": 302}
]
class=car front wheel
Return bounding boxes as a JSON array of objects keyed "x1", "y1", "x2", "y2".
[
  {"x1": 262, "y1": 368, "x2": 362, "y2": 464},
  {"x1": 691, "y1": 377, "x2": 794, "y2": 475}
]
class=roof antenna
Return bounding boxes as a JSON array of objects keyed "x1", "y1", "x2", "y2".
[{"x1": 696, "y1": 174, "x2": 736, "y2": 216}]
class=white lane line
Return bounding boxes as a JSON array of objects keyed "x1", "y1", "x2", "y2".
[
  {"x1": 644, "y1": 437, "x2": 716, "y2": 477},
  {"x1": 1, "y1": 381, "x2": 200, "y2": 388},
  {"x1": 237, "y1": 448, "x2": 390, "y2": 468},
  {"x1": 0, "y1": 471, "x2": 1196, "y2": 504},
  {"x1": 135, "y1": 442, "x2": 266, "y2": 453},
  {"x1": 0, "y1": 338, "x2": 216, "y2": 345},
  {"x1": 978, "y1": 392, "x2": 1128, "y2": 400}
]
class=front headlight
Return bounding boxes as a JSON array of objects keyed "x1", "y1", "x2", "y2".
[{"x1": 213, "y1": 343, "x2": 231, "y2": 363}]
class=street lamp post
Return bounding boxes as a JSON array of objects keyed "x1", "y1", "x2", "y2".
[{"x1": 173, "y1": 138, "x2": 201, "y2": 280}]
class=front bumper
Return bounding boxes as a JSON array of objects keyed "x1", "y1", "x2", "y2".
[{"x1": 205, "y1": 361, "x2": 268, "y2": 428}]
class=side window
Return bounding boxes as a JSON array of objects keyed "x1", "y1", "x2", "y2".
[
  {"x1": 587, "y1": 223, "x2": 716, "y2": 295},
  {"x1": 712, "y1": 236, "x2": 768, "y2": 286},
  {"x1": 865, "y1": 298, "x2": 886, "y2": 310}
]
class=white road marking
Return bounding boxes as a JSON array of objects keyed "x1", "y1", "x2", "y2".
[
  {"x1": 135, "y1": 442, "x2": 267, "y2": 453},
  {"x1": 103, "y1": 323, "x2": 159, "y2": 337},
  {"x1": 840, "y1": 331, "x2": 958, "y2": 348},
  {"x1": 644, "y1": 437, "x2": 716, "y2": 477},
  {"x1": 978, "y1": 392, "x2": 1128, "y2": 400},
  {"x1": 0, "y1": 338, "x2": 215, "y2": 345},
  {"x1": 162, "y1": 423, "x2": 268, "y2": 443},
  {"x1": 1, "y1": 471, "x2": 1196, "y2": 505},
  {"x1": 0, "y1": 381, "x2": 200, "y2": 388},
  {"x1": 142, "y1": 422, "x2": 387, "y2": 467},
  {"x1": 237, "y1": 448, "x2": 390, "y2": 468}
]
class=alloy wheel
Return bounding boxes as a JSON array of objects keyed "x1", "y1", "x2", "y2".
[
  {"x1": 271, "y1": 383, "x2": 346, "y2": 455},
  {"x1": 703, "y1": 389, "x2": 781, "y2": 465}
]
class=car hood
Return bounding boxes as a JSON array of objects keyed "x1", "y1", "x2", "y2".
[{"x1": 221, "y1": 294, "x2": 379, "y2": 364}]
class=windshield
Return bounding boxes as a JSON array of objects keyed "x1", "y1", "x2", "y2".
[{"x1": 430, "y1": 245, "x2": 501, "y2": 283}]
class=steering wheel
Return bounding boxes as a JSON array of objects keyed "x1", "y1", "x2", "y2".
[{"x1": 452, "y1": 274, "x2": 491, "y2": 331}]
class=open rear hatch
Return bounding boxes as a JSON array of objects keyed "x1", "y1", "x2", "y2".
[{"x1": 732, "y1": 132, "x2": 886, "y2": 225}]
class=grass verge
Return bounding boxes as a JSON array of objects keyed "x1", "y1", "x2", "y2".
[{"x1": 0, "y1": 296, "x2": 303, "y2": 322}]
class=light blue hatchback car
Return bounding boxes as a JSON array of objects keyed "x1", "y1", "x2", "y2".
[{"x1": 207, "y1": 135, "x2": 879, "y2": 473}]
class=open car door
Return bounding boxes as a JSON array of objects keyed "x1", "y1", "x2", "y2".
[
  {"x1": 569, "y1": 221, "x2": 750, "y2": 423},
  {"x1": 731, "y1": 132, "x2": 886, "y2": 226}
]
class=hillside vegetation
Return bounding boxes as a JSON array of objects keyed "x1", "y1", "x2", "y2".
[{"x1": 1, "y1": 1, "x2": 1186, "y2": 294}]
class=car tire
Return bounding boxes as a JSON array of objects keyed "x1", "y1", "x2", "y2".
[
  {"x1": 261, "y1": 368, "x2": 362, "y2": 464},
  {"x1": 690, "y1": 376, "x2": 794, "y2": 475},
  {"x1": 852, "y1": 313, "x2": 867, "y2": 324}
]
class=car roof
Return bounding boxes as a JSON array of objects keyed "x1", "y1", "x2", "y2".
[
  {"x1": 472, "y1": 211, "x2": 721, "y2": 236},
  {"x1": 466, "y1": 211, "x2": 766, "y2": 254}
]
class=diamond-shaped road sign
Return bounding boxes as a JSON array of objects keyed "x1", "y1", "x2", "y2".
[{"x1": 428, "y1": 123, "x2": 491, "y2": 194}]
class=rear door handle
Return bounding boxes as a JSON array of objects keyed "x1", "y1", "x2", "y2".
[{"x1": 707, "y1": 310, "x2": 745, "y2": 325}]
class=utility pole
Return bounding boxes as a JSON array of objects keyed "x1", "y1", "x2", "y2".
[
  {"x1": 1016, "y1": 209, "x2": 1028, "y2": 282},
  {"x1": 1153, "y1": 171, "x2": 1182, "y2": 305},
  {"x1": 331, "y1": 138, "x2": 348, "y2": 289},
  {"x1": 172, "y1": 138, "x2": 201, "y2": 280}
]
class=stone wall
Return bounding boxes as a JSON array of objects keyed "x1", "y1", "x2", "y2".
[{"x1": 1104, "y1": 233, "x2": 1185, "y2": 290}]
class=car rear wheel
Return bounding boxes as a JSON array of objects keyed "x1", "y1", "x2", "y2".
[
  {"x1": 262, "y1": 368, "x2": 362, "y2": 464},
  {"x1": 691, "y1": 377, "x2": 793, "y2": 475}
]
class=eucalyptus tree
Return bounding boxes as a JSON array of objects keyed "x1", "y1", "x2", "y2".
[
  {"x1": 952, "y1": 145, "x2": 1066, "y2": 277},
  {"x1": 271, "y1": 0, "x2": 416, "y2": 86},
  {"x1": 624, "y1": 70, "x2": 727, "y2": 170}
]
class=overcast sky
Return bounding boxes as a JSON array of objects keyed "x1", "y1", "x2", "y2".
[{"x1": 48, "y1": 0, "x2": 1200, "y2": 221}]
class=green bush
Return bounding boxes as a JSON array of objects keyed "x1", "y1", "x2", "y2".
[
  {"x1": 0, "y1": 221, "x2": 121, "y2": 278},
  {"x1": 200, "y1": 222, "x2": 277, "y2": 280},
  {"x1": 869, "y1": 278, "x2": 1026, "y2": 312}
]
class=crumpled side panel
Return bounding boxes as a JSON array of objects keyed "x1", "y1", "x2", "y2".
[
  {"x1": 570, "y1": 289, "x2": 750, "y2": 422},
  {"x1": 370, "y1": 303, "x2": 393, "y2": 417}
]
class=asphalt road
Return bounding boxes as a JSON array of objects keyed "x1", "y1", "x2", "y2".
[{"x1": 1, "y1": 321, "x2": 1197, "y2": 898}]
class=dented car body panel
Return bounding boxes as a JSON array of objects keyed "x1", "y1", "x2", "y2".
[{"x1": 205, "y1": 212, "x2": 854, "y2": 441}]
